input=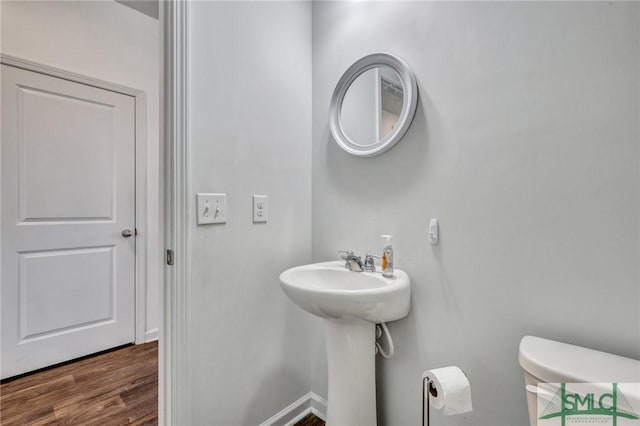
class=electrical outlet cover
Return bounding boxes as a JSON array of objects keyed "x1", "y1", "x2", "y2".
[{"x1": 253, "y1": 195, "x2": 268, "y2": 223}]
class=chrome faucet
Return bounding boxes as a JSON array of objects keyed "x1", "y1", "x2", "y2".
[
  {"x1": 338, "y1": 251, "x2": 378, "y2": 272},
  {"x1": 338, "y1": 251, "x2": 364, "y2": 272}
]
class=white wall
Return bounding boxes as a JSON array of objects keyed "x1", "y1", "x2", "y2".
[
  {"x1": 312, "y1": 2, "x2": 639, "y2": 426},
  {"x1": 1, "y1": 0, "x2": 161, "y2": 340},
  {"x1": 187, "y1": 2, "x2": 313, "y2": 424}
]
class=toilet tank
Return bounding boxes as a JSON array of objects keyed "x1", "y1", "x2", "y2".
[{"x1": 518, "y1": 336, "x2": 640, "y2": 426}]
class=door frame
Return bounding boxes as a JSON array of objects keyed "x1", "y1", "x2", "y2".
[
  {"x1": 0, "y1": 54, "x2": 150, "y2": 346},
  {"x1": 161, "y1": 0, "x2": 189, "y2": 424}
]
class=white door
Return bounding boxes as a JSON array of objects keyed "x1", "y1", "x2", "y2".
[{"x1": 1, "y1": 64, "x2": 136, "y2": 379}]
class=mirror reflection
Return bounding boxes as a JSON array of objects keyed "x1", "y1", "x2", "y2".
[{"x1": 340, "y1": 66, "x2": 404, "y2": 147}]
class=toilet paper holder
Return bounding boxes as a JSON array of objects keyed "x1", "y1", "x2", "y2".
[
  {"x1": 422, "y1": 375, "x2": 434, "y2": 426},
  {"x1": 422, "y1": 367, "x2": 472, "y2": 425},
  {"x1": 428, "y1": 379, "x2": 438, "y2": 398}
]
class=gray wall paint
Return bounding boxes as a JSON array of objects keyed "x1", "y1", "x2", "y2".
[
  {"x1": 311, "y1": 2, "x2": 639, "y2": 426},
  {"x1": 187, "y1": 2, "x2": 313, "y2": 424},
  {"x1": 114, "y1": 0, "x2": 158, "y2": 20},
  {"x1": 185, "y1": 2, "x2": 638, "y2": 424}
]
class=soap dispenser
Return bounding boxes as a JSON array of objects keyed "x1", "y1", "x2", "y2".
[{"x1": 381, "y1": 235, "x2": 394, "y2": 278}]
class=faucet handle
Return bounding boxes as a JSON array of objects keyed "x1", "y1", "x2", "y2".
[{"x1": 363, "y1": 254, "x2": 380, "y2": 271}]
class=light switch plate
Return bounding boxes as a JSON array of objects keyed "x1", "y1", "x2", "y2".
[
  {"x1": 253, "y1": 195, "x2": 268, "y2": 223},
  {"x1": 196, "y1": 193, "x2": 227, "y2": 224}
]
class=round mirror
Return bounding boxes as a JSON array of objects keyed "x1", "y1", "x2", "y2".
[{"x1": 329, "y1": 53, "x2": 418, "y2": 157}]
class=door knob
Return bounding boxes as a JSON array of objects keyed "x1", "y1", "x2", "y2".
[{"x1": 121, "y1": 229, "x2": 134, "y2": 238}]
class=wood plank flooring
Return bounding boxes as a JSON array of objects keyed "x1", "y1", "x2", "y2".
[
  {"x1": 0, "y1": 341, "x2": 158, "y2": 425},
  {"x1": 294, "y1": 414, "x2": 325, "y2": 426}
]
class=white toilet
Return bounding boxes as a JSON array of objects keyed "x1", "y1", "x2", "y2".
[{"x1": 519, "y1": 335, "x2": 640, "y2": 426}]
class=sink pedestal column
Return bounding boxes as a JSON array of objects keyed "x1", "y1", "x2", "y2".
[{"x1": 323, "y1": 318, "x2": 376, "y2": 426}]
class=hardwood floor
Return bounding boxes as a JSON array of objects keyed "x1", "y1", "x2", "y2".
[
  {"x1": 294, "y1": 413, "x2": 325, "y2": 426},
  {"x1": 0, "y1": 341, "x2": 158, "y2": 425}
]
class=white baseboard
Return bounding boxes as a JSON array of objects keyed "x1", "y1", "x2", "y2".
[
  {"x1": 309, "y1": 393, "x2": 327, "y2": 421},
  {"x1": 145, "y1": 328, "x2": 159, "y2": 342},
  {"x1": 259, "y1": 392, "x2": 327, "y2": 426}
]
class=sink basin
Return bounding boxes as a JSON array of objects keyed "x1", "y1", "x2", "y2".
[{"x1": 279, "y1": 260, "x2": 410, "y2": 323}]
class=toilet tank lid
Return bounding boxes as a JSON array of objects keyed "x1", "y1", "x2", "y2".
[{"x1": 519, "y1": 336, "x2": 640, "y2": 383}]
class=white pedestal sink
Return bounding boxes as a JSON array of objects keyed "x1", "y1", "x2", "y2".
[{"x1": 279, "y1": 261, "x2": 411, "y2": 426}]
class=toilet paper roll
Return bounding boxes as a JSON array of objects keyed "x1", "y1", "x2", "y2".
[{"x1": 423, "y1": 366, "x2": 472, "y2": 416}]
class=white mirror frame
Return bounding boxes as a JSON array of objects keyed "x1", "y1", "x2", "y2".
[{"x1": 329, "y1": 53, "x2": 418, "y2": 157}]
